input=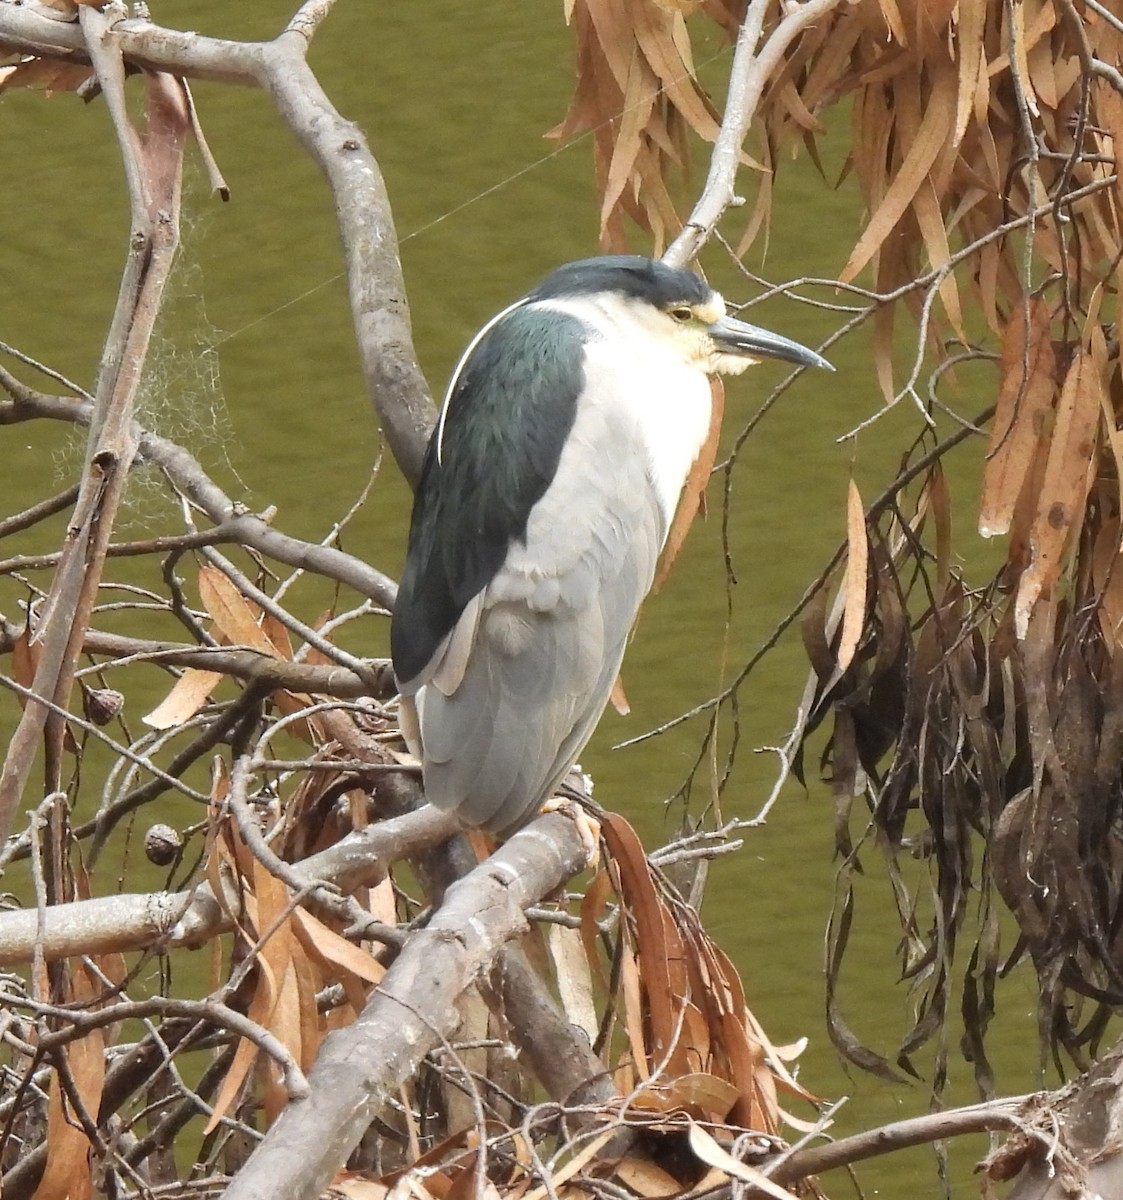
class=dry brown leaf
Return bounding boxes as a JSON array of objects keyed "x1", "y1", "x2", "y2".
[
  {"x1": 303, "y1": 609, "x2": 338, "y2": 667},
  {"x1": 609, "y1": 672, "x2": 630, "y2": 715},
  {"x1": 261, "y1": 611, "x2": 295, "y2": 660},
  {"x1": 630, "y1": 1071, "x2": 740, "y2": 1117},
  {"x1": 686, "y1": 1122, "x2": 797, "y2": 1200},
  {"x1": 841, "y1": 57, "x2": 955, "y2": 283},
  {"x1": 979, "y1": 298, "x2": 1056, "y2": 537},
  {"x1": 875, "y1": 0, "x2": 907, "y2": 45},
  {"x1": 928, "y1": 463, "x2": 952, "y2": 589},
  {"x1": 619, "y1": 939, "x2": 651, "y2": 1080},
  {"x1": 12, "y1": 625, "x2": 37, "y2": 689},
  {"x1": 837, "y1": 479, "x2": 868, "y2": 673},
  {"x1": 205, "y1": 964, "x2": 273, "y2": 1135},
  {"x1": 198, "y1": 563, "x2": 277, "y2": 655},
  {"x1": 632, "y1": 8, "x2": 720, "y2": 143},
  {"x1": 143, "y1": 667, "x2": 222, "y2": 729},
  {"x1": 1100, "y1": 81, "x2": 1123, "y2": 214},
  {"x1": 953, "y1": 0, "x2": 986, "y2": 146},
  {"x1": 37, "y1": 1072, "x2": 94, "y2": 1200},
  {"x1": 1026, "y1": 25, "x2": 1058, "y2": 110},
  {"x1": 0, "y1": 55, "x2": 92, "y2": 94},
  {"x1": 579, "y1": 868, "x2": 613, "y2": 993},
  {"x1": 614, "y1": 1156, "x2": 681, "y2": 1196},
  {"x1": 368, "y1": 876, "x2": 398, "y2": 926},
  {"x1": 915, "y1": 180, "x2": 966, "y2": 338},
  {"x1": 291, "y1": 906, "x2": 387, "y2": 987},
  {"x1": 36, "y1": 967, "x2": 108, "y2": 1200},
  {"x1": 253, "y1": 858, "x2": 302, "y2": 1026},
  {"x1": 1015, "y1": 345, "x2": 1103, "y2": 638},
  {"x1": 602, "y1": 813, "x2": 686, "y2": 1071}
]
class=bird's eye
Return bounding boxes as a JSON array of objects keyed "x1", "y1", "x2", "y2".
[{"x1": 669, "y1": 306, "x2": 694, "y2": 323}]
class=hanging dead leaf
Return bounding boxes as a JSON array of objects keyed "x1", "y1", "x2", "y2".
[
  {"x1": 35, "y1": 966, "x2": 107, "y2": 1200},
  {"x1": 1016, "y1": 345, "x2": 1103, "y2": 638},
  {"x1": 0, "y1": 55, "x2": 93, "y2": 94},
  {"x1": 602, "y1": 813, "x2": 687, "y2": 1072},
  {"x1": 629, "y1": 1071, "x2": 740, "y2": 1118},
  {"x1": 979, "y1": 298, "x2": 1056, "y2": 538},
  {"x1": 841, "y1": 56, "x2": 955, "y2": 282},
  {"x1": 618, "y1": 939, "x2": 651, "y2": 1081},
  {"x1": 837, "y1": 479, "x2": 868, "y2": 672},
  {"x1": 12, "y1": 626, "x2": 37, "y2": 690}
]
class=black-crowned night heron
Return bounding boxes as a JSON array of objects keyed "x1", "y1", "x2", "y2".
[{"x1": 391, "y1": 255, "x2": 831, "y2": 836}]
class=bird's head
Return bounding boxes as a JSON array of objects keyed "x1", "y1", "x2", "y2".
[{"x1": 529, "y1": 255, "x2": 833, "y2": 377}]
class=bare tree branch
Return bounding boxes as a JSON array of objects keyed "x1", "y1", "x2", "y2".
[
  {"x1": 0, "y1": 52, "x2": 189, "y2": 841},
  {"x1": 0, "y1": 805, "x2": 455, "y2": 965},
  {"x1": 664, "y1": 0, "x2": 847, "y2": 268}
]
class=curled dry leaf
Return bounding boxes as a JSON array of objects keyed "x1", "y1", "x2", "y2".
[
  {"x1": 37, "y1": 965, "x2": 107, "y2": 1200},
  {"x1": 601, "y1": 814, "x2": 812, "y2": 1134},
  {"x1": 628, "y1": 1071, "x2": 740, "y2": 1118},
  {"x1": 0, "y1": 56, "x2": 93, "y2": 94}
]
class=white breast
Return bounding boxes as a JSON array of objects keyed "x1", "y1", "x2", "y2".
[
  {"x1": 579, "y1": 339, "x2": 712, "y2": 536},
  {"x1": 534, "y1": 298, "x2": 714, "y2": 537}
]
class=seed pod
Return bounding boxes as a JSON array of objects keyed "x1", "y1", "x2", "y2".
[{"x1": 145, "y1": 823, "x2": 183, "y2": 866}]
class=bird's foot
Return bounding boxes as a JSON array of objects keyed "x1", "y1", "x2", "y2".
[{"x1": 540, "y1": 795, "x2": 601, "y2": 870}]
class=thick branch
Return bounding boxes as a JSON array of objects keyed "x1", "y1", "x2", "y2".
[
  {"x1": 0, "y1": 618, "x2": 390, "y2": 698},
  {"x1": 0, "y1": 50, "x2": 188, "y2": 840},
  {"x1": 258, "y1": 34, "x2": 435, "y2": 485},
  {"x1": 0, "y1": 805, "x2": 456, "y2": 965},
  {"x1": 771, "y1": 1096, "x2": 1029, "y2": 1185},
  {"x1": 221, "y1": 810, "x2": 590, "y2": 1200},
  {"x1": 0, "y1": 6, "x2": 264, "y2": 84}
]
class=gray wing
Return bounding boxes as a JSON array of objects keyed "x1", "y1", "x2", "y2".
[{"x1": 414, "y1": 390, "x2": 665, "y2": 835}]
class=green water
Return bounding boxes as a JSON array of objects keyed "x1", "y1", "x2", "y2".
[{"x1": 0, "y1": 1, "x2": 1049, "y2": 1192}]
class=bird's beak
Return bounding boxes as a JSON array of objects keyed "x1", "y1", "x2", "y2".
[{"x1": 707, "y1": 315, "x2": 834, "y2": 371}]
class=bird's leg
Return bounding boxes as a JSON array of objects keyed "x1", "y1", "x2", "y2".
[{"x1": 541, "y1": 765, "x2": 601, "y2": 868}]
